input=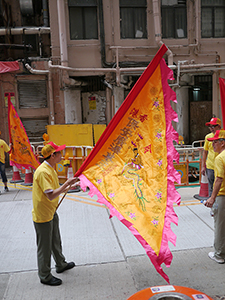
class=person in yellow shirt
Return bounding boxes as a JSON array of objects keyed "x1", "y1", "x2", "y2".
[
  {"x1": 205, "y1": 129, "x2": 225, "y2": 264},
  {"x1": 0, "y1": 136, "x2": 10, "y2": 193},
  {"x1": 32, "y1": 141, "x2": 79, "y2": 286},
  {"x1": 201, "y1": 117, "x2": 221, "y2": 197}
]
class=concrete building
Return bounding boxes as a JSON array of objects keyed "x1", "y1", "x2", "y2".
[{"x1": 0, "y1": 0, "x2": 225, "y2": 148}]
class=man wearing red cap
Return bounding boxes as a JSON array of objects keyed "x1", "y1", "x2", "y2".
[
  {"x1": 205, "y1": 129, "x2": 225, "y2": 264},
  {"x1": 32, "y1": 141, "x2": 79, "y2": 286},
  {"x1": 201, "y1": 117, "x2": 221, "y2": 198}
]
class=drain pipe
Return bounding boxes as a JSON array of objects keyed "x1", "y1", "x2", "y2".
[
  {"x1": 42, "y1": 0, "x2": 49, "y2": 27},
  {"x1": 57, "y1": 0, "x2": 76, "y2": 86},
  {"x1": 25, "y1": 63, "x2": 55, "y2": 125},
  {"x1": 152, "y1": 0, "x2": 173, "y2": 66},
  {"x1": 189, "y1": 0, "x2": 199, "y2": 48}
]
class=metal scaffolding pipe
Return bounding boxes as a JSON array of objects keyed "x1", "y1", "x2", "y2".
[{"x1": 0, "y1": 27, "x2": 50, "y2": 35}]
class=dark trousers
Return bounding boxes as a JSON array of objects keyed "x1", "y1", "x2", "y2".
[
  {"x1": 34, "y1": 213, "x2": 67, "y2": 282},
  {"x1": 206, "y1": 168, "x2": 214, "y2": 197},
  {"x1": 0, "y1": 162, "x2": 7, "y2": 183},
  {"x1": 214, "y1": 195, "x2": 225, "y2": 259}
]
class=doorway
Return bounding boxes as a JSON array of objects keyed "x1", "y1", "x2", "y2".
[{"x1": 189, "y1": 75, "x2": 212, "y2": 144}]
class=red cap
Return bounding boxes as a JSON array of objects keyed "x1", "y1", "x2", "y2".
[
  {"x1": 41, "y1": 141, "x2": 66, "y2": 158},
  {"x1": 208, "y1": 130, "x2": 225, "y2": 141},
  {"x1": 205, "y1": 117, "x2": 221, "y2": 126}
]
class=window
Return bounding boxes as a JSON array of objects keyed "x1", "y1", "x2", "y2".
[
  {"x1": 120, "y1": 0, "x2": 147, "y2": 39},
  {"x1": 68, "y1": 0, "x2": 98, "y2": 40},
  {"x1": 161, "y1": 0, "x2": 187, "y2": 39},
  {"x1": 201, "y1": 0, "x2": 225, "y2": 38}
]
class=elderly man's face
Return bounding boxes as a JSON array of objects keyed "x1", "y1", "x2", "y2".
[{"x1": 209, "y1": 124, "x2": 220, "y2": 134}]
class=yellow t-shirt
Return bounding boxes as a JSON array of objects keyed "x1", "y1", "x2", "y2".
[
  {"x1": 0, "y1": 139, "x2": 10, "y2": 164},
  {"x1": 214, "y1": 150, "x2": 225, "y2": 196},
  {"x1": 32, "y1": 161, "x2": 60, "y2": 223},
  {"x1": 204, "y1": 132, "x2": 218, "y2": 170}
]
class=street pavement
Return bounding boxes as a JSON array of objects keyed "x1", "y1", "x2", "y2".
[{"x1": 0, "y1": 173, "x2": 224, "y2": 300}]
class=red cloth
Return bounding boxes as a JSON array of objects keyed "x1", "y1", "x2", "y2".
[
  {"x1": 0, "y1": 61, "x2": 19, "y2": 74},
  {"x1": 219, "y1": 77, "x2": 225, "y2": 128}
]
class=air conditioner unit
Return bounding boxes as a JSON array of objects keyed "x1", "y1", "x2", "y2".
[{"x1": 19, "y1": 0, "x2": 33, "y2": 15}]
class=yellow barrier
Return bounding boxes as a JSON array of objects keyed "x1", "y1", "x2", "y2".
[
  {"x1": 34, "y1": 124, "x2": 106, "y2": 183},
  {"x1": 174, "y1": 145, "x2": 204, "y2": 186}
]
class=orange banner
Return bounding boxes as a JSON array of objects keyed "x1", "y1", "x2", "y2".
[{"x1": 8, "y1": 96, "x2": 40, "y2": 170}]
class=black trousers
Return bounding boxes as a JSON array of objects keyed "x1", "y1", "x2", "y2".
[{"x1": 34, "y1": 213, "x2": 67, "y2": 282}]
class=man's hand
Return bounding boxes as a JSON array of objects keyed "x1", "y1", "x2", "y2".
[
  {"x1": 201, "y1": 166, "x2": 206, "y2": 176},
  {"x1": 204, "y1": 196, "x2": 215, "y2": 208},
  {"x1": 46, "y1": 177, "x2": 80, "y2": 201},
  {"x1": 204, "y1": 177, "x2": 223, "y2": 208},
  {"x1": 65, "y1": 177, "x2": 79, "y2": 188}
]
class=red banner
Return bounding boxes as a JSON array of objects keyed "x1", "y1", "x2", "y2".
[
  {"x1": 219, "y1": 77, "x2": 225, "y2": 128},
  {"x1": 0, "y1": 61, "x2": 19, "y2": 73}
]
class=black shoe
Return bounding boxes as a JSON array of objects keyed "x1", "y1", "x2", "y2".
[
  {"x1": 41, "y1": 276, "x2": 62, "y2": 286},
  {"x1": 56, "y1": 262, "x2": 75, "y2": 273},
  {"x1": 4, "y1": 187, "x2": 9, "y2": 192}
]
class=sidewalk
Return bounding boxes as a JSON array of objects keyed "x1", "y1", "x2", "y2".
[{"x1": 0, "y1": 182, "x2": 224, "y2": 300}]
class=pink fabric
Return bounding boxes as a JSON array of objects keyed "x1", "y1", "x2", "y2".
[{"x1": 0, "y1": 61, "x2": 19, "y2": 73}]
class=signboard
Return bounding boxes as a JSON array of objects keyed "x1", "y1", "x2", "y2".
[{"x1": 5, "y1": 92, "x2": 15, "y2": 107}]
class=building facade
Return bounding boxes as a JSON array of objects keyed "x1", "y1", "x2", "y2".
[{"x1": 0, "y1": 0, "x2": 225, "y2": 148}]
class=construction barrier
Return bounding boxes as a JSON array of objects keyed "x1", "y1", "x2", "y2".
[
  {"x1": 21, "y1": 167, "x2": 33, "y2": 186},
  {"x1": 10, "y1": 166, "x2": 24, "y2": 183},
  {"x1": 127, "y1": 285, "x2": 213, "y2": 300},
  {"x1": 8, "y1": 132, "x2": 204, "y2": 189},
  {"x1": 174, "y1": 141, "x2": 204, "y2": 187},
  {"x1": 194, "y1": 173, "x2": 209, "y2": 201}
]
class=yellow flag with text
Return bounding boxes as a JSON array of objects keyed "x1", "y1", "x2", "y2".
[{"x1": 75, "y1": 44, "x2": 181, "y2": 283}]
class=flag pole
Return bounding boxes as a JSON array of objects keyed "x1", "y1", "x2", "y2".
[{"x1": 55, "y1": 184, "x2": 73, "y2": 212}]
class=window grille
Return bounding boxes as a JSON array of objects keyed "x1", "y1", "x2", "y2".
[
  {"x1": 120, "y1": 0, "x2": 147, "y2": 39},
  {"x1": 161, "y1": 0, "x2": 187, "y2": 39},
  {"x1": 201, "y1": 0, "x2": 225, "y2": 38},
  {"x1": 68, "y1": 0, "x2": 98, "y2": 40}
]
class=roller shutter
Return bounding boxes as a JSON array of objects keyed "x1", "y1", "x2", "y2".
[
  {"x1": 18, "y1": 80, "x2": 47, "y2": 108},
  {"x1": 21, "y1": 118, "x2": 48, "y2": 142}
]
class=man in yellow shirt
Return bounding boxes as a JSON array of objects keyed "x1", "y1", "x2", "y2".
[
  {"x1": 32, "y1": 141, "x2": 79, "y2": 286},
  {"x1": 0, "y1": 136, "x2": 10, "y2": 193},
  {"x1": 201, "y1": 117, "x2": 221, "y2": 197},
  {"x1": 205, "y1": 129, "x2": 225, "y2": 264}
]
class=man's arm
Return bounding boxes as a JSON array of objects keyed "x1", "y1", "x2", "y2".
[
  {"x1": 201, "y1": 149, "x2": 208, "y2": 175},
  {"x1": 46, "y1": 177, "x2": 79, "y2": 201},
  {"x1": 205, "y1": 176, "x2": 223, "y2": 208}
]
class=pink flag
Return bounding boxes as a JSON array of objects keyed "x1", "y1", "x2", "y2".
[{"x1": 219, "y1": 77, "x2": 225, "y2": 128}]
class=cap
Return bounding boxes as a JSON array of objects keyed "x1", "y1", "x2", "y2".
[
  {"x1": 208, "y1": 129, "x2": 225, "y2": 141},
  {"x1": 41, "y1": 141, "x2": 66, "y2": 158},
  {"x1": 205, "y1": 117, "x2": 221, "y2": 126}
]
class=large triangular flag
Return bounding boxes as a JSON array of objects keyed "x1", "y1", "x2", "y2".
[
  {"x1": 219, "y1": 77, "x2": 225, "y2": 128},
  {"x1": 8, "y1": 96, "x2": 40, "y2": 170},
  {"x1": 75, "y1": 44, "x2": 181, "y2": 283}
]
